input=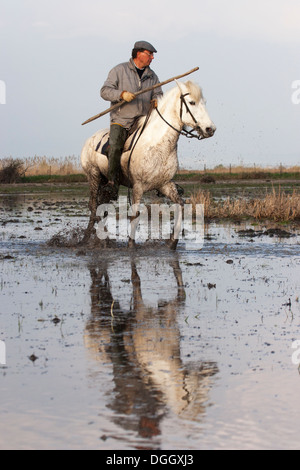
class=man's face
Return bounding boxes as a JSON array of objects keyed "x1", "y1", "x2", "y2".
[{"x1": 136, "y1": 50, "x2": 154, "y2": 68}]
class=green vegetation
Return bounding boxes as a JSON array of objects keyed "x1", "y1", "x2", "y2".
[{"x1": 21, "y1": 174, "x2": 88, "y2": 183}]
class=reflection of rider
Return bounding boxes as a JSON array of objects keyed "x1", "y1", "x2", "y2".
[{"x1": 100, "y1": 41, "x2": 163, "y2": 201}]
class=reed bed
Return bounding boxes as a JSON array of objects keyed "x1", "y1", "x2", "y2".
[
  {"x1": 179, "y1": 164, "x2": 300, "y2": 175},
  {"x1": 2, "y1": 157, "x2": 299, "y2": 178},
  {"x1": 23, "y1": 156, "x2": 82, "y2": 176},
  {"x1": 189, "y1": 188, "x2": 300, "y2": 222},
  {"x1": 178, "y1": 164, "x2": 300, "y2": 182}
]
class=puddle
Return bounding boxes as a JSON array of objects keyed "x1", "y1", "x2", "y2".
[{"x1": 1, "y1": 194, "x2": 300, "y2": 450}]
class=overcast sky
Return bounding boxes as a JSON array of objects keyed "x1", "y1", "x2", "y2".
[{"x1": 0, "y1": 0, "x2": 299, "y2": 169}]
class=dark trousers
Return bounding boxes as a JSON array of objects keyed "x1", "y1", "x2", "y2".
[{"x1": 107, "y1": 124, "x2": 128, "y2": 185}]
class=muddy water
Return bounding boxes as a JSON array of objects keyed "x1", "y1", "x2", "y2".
[{"x1": 1, "y1": 194, "x2": 300, "y2": 450}]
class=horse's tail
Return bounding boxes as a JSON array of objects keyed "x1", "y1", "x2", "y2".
[{"x1": 81, "y1": 130, "x2": 109, "y2": 175}]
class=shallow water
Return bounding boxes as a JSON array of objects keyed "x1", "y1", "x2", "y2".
[{"x1": 1, "y1": 194, "x2": 300, "y2": 450}]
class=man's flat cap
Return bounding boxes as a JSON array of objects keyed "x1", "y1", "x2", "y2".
[{"x1": 134, "y1": 41, "x2": 157, "y2": 53}]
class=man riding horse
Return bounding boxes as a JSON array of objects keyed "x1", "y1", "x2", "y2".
[{"x1": 100, "y1": 40, "x2": 163, "y2": 202}]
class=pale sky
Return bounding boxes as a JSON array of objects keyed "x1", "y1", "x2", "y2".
[{"x1": 0, "y1": 0, "x2": 299, "y2": 169}]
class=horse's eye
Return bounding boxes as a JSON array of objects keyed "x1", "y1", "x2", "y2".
[{"x1": 189, "y1": 101, "x2": 196, "y2": 106}]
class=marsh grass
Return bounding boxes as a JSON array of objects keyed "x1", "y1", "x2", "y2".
[
  {"x1": 1, "y1": 157, "x2": 299, "y2": 222},
  {"x1": 4, "y1": 157, "x2": 300, "y2": 178},
  {"x1": 23, "y1": 156, "x2": 82, "y2": 176},
  {"x1": 189, "y1": 187, "x2": 300, "y2": 222},
  {"x1": 177, "y1": 164, "x2": 300, "y2": 182}
]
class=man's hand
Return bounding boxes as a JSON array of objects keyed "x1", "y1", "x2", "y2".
[
  {"x1": 121, "y1": 91, "x2": 136, "y2": 102},
  {"x1": 150, "y1": 99, "x2": 158, "y2": 108}
]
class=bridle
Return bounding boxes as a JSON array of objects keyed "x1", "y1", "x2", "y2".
[{"x1": 155, "y1": 92, "x2": 206, "y2": 140}]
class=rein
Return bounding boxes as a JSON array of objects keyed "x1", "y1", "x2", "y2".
[{"x1": 127, "y1": 104, "x2": 154, "y2": 204}]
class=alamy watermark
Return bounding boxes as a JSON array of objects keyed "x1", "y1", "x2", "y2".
[
  {"x1": 0, "y1": 80, "x2": 6, "y2": 104},
  {"x1": 291, "y1": 80, "x2": 300, "y2": 105},
  {"x1": 291, "y1": 340, "x2": 300, "y2": 366},
  {"x1": 0, "y1": 340, "x2": 6, "y2": 365},
  {"x1": 95, "y1": 197, "x2": 204, "y2": 249}
]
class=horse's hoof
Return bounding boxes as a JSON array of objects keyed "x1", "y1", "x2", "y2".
[
  {"x1": 80, "y1": 233, "x2": 91, "y2": 245},
  {"x1": 166, "y1": 238, "x2": 178, "y2": 251},
  {"x1": 128, "y1": 238, "x2": 136, "y2": 249}
]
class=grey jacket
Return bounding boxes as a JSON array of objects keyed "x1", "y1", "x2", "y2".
[{"x1": 100, "y1": 58, "x2": 163, "y2": 129}]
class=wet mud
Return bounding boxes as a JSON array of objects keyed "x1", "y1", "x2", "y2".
[{"x1": 1, "y1": 194, "x2": 300, "y2": 450}]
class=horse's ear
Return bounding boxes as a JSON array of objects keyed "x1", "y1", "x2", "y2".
[{"x1": 174, "y1": 79, "x2": 184, "y2": 93}]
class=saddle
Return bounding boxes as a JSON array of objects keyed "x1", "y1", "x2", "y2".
[{"x1": 95, "y1": 121, "x2": 142, "y2": 158}]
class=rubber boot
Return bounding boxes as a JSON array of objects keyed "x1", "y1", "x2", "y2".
[{"x1": 107, "y1": 124, "x2": 128, "y2": 187}]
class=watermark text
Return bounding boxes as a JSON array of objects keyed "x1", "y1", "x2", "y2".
[
  {"x1": 0, "y1": 340, "x2": 6, "y2": 365},
  {"x1": 0, "y1": 80, "x2": 6, "y2": 105},
  {"x1": 291, "y1": 340, "x2": 300, "y2": 366},
  {"x1": 95, "y1": 197, "x2": 204, "y2": 249},
  {"x1": 291, "y1": 80, "x2": 300, "y2": 105}
]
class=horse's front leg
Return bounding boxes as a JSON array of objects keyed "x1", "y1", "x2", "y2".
[
  {"x1": 158, "y1": 182, "x2": 184, "y2": 251},
  {"x1": 169, "y1": 257, "x2": 186, "y2": 301},
  {"x1": 128, "y1": 185, "x2": 143, "y2": 249}
]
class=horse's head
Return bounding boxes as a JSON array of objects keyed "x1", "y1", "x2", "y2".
[{"x1": 176, "y1": 81, "x2": 216, "y2": 139}]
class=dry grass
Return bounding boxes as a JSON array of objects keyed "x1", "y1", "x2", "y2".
[
  {"x1": 189, "y1": 187, "x2": 300, "y2": 222},
  {"x1": 178, "y1": 165, "x2": 300, "y2": 183},
  {"x1": 3, "y1": 157, "x2": 299, "y2": 178},
  {"x1": 179, "y1": 164, "x2": 300, "y2": 175},
  {"x1": 22, "y1": 156, "x2": 82, "y2": 176}
]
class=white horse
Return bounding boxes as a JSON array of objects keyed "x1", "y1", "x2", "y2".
[{"x1": 81, "y1": 80, "x2": 216, "y2": 249}]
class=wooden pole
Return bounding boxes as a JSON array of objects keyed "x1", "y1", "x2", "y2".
[{"x1": 81, "y1": 67, "x2": 199, "y2": 126}]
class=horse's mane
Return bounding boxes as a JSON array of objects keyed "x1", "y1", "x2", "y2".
[
  {"x1": 135, "y1": 81, "x2": 203, "y2": 129},
  {"x1": 158, "y1": 80, "x2": 203, "y2": 107}
]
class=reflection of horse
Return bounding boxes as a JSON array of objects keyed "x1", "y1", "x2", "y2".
[
  {"x1": 84, "y1": 257, "x2": 218, "y2": 442},
  {"x1": 81, "y1": 81, "x2": 216, "y2": 249}
]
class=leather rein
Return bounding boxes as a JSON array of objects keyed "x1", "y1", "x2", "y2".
[{"x1": 155, "y1": 92, "x2": 205, "y2": 140}]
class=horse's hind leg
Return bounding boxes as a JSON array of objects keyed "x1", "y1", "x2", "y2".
[
  {"x1": 158, "y1": 182, "x2": 184, "y2": 251},
  {"x1": 82, "y1": 166, "x2": 102, "y2": 243}
]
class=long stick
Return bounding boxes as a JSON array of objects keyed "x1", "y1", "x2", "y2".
[{"x1": 81, "y1": 66, "x2": 199, "y2": 126}]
